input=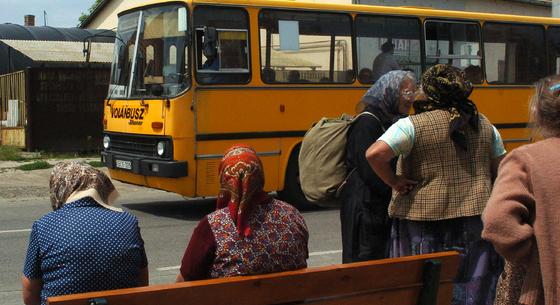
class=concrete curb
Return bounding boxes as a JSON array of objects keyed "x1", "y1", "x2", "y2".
[{"x1": 0, "y1": 158, "x2": 101, "y2": 171}]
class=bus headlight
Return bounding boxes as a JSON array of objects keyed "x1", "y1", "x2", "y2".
[
  {"x1": 103, "y1": 136, "x2": 110, "y2": 149},
  {"x1": 157, "y1": 141, "x2": 166, "y2": 156}
]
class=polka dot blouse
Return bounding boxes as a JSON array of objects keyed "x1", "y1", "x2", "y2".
[{"x1": 23, "y1": 197, "x2": 148, "y2": 305}]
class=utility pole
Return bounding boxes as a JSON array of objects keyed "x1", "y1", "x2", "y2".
[{"x1": 43, "y1": 11, "x2": 47, "y2": 26}]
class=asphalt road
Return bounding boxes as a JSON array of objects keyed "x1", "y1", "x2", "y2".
[{"x1": 0, "y1": 178, "x2": 341, "y2": 305}]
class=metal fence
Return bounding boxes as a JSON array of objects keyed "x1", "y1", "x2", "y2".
[
  {"x1": 0, "y1": 66, "x2": 110, "y2": 151},
  {"x1": 0, "y1": 70, "x2": 26, "y2": 128},
  {"x1": 27, "y1": 66, "x2": 109, "y2": 152}
]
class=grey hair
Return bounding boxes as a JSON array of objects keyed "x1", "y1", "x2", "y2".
[{"x1": 530, "y1": 75, "x2": 560, "y2": 138}]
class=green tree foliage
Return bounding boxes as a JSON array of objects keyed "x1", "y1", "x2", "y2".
[{"x1": 78, "y1": 0, "x2": 104, "y2": 26}]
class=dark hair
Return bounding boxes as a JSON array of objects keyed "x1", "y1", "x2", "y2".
[
  {"x1": 358, "y1": 68, "x2": 373, "y2": 83},
  {"x1": 262, "y1": 68, "x2": 276, "y2": 82},
  {"x1": 381, "y1": 41, "x2": 394, "y2": 53},
  {"x1": 288, "y1": 70, "x2": 301, "y2": 82}
]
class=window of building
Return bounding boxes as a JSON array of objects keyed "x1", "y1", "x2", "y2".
[
  {"x1": 259, "y1": 10, "x2": 353, "y2": 84},
  {"x1": 355, "y1": 15, "x2": 421, "y2": 84},
  {"x1": 483, "y1": 22, "x2": 546, "y2": 84},
  {"x1": 128, "y1": 44, "x2": 136, "y2": 65},
  {"x1": 169, "y1": 45, "x2": 177, "y2": 65},
  {"x1": 193, "y1": 6, "x2": 250, "y2": 84},
  {"x1": 425, "y1": 20, "x2": 482, "y2": 84}
]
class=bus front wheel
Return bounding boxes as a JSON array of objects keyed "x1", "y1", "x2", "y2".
[{"x1": 278, "y1": 145, "x2": 315, "y2": 210}]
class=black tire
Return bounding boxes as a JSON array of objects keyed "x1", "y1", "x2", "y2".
[{"x1": 278, "y1": 145, "x2": 317, "y2": 210}]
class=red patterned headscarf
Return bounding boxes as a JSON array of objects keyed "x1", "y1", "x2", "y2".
[{"x1": 216, "y1": 145, "x2": 269, "y2": 237}]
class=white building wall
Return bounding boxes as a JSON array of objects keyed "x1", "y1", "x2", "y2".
[
  {"x1": 303, "y1": 0, "x2": 351, "y2": 3},
  {"x1": 85, "y1": 0, "x2": 551, "y2": 30},
  {"x1": 466, "y1": 0, "x2": 549, "y2": 16},
  {"x1": 85, "y1": 0, "x2": 154, "y2": 30},
  {"x1": 357, "y1": 0, "x2": 550, "y2": 17},
  {"x1": 552, "y1": 0, "x2": 560, "y2": 17},
  {"x1": 85, "y1": 0, "x2": 353, "y2": 29}
]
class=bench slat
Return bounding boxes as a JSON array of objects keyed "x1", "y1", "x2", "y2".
[
  {"x1": 301, "y1": 286, "x2": 421, "y2": 305},
  {"x1": 48, "y1": 251, "x2": 460, "y2": 305},
  {"x1": 298, "y1": 282, "x2": 454, "y2": 305}
]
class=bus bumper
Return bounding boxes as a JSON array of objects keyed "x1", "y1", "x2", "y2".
[{"x1": 101, "y1": 152, "x2": 188, "y2": 178}]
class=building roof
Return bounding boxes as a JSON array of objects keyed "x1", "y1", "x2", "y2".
[
  {"x1": 79, "y1": 0, "x2": 112, "y2": 28},
  {"x1": 0, "y1": 24, "x2": 114, "y2": 42},
  {"x1": 0, "y1": 40, "x2": 113, "y2": 63}
]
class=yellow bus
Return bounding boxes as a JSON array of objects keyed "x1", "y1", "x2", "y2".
[{"x1": 101, "y1": 0, "x2": 560, "y2": 206}]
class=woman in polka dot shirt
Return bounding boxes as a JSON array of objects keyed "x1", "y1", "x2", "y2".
[{"x1": 21, "y1": 161, "x2": 148, "y2": 305}]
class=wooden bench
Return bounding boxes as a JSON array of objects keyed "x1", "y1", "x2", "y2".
[{"x1": 48, "y1": 251, "x2": 460, "y2": 305}]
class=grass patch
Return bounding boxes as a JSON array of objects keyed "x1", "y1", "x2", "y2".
[
  {"x1": 17, "y1": 161, "x2": 53, "y2": 171},
  {"x1": 1, "y1": 145, "x2": 101, "y2": 164},
  {"x1": 87, "y1": 161, "x2": 105, "y2": 168},
  {"x1": 38, "y1": 152, "x2": 99, "y2": 160},
  {"x1": 0, "y1": 146, "x2": 25, "y2": 161}
]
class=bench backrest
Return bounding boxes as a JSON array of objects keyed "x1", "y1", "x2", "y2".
[{"x1": 48, "y1": 251, "x2": 460, "y2": 305}]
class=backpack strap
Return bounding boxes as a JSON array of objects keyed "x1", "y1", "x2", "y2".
[{"x1": 353, "y1": 111, "x2": 386, "y2": 132}]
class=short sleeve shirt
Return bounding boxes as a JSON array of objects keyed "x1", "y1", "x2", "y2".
[
  {"x1": 371, "y1": 53, "x2": 400, "y2": 81},
  {"x1": 23, "y1": 197, "x2": 148, "y2": 305},
  {"x1": 379, "y1": 117, "x2": 507, "y2": 158}
]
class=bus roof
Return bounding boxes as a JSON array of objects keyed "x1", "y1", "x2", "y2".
[
  {"x1": 198, "y1": 0, "x2": 560, "y2": 24},
  {"x1": 123, "y1": 0, "x2": 560, "y2": 25}
]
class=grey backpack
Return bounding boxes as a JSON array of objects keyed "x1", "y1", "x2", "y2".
[{"x1": 298, "y1": 112, "x2": 382, "y2": 207}]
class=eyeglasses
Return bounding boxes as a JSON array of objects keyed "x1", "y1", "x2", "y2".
[{"x1": 401, "y1": 90, "x2": 416, "y2": 99}]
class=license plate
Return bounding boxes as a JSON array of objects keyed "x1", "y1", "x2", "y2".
[{"x1": 115, "y1": 159, "x2": 132, "y2": 170}]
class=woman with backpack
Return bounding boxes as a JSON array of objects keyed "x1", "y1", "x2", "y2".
[
  {"x1": 366, "y1": 64, "x2": 506, "y2": 305},
  {"x1": 339, "y1": 70, "x2": 416, "y2": 263}
]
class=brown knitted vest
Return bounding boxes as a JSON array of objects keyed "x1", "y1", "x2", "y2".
[{"x1": 389, "y1": 110, "x2": 494, "y2": 221}]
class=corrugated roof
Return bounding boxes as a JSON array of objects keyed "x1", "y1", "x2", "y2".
[
  {"x1": 0, "y1": 24, "x2": 114, "y2": 42},
  {"x1": 0, "y1": 40, "x2": 113, "y2": 63}
]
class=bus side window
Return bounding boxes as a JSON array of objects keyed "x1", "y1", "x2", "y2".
[
  {"x1": 259, "y1": 10, "x2": 353, "y2": 84},
  {"x1": 424, "y1": 20, "x2": 482, "y2": 84},
  {"x1": 484, "y1": 23, "x2": 546, "y2": 84},
  {"x1": 193, "y1": 6, "x2": 250, "y2": 84},
  {"x1": 547, "y1": 26, "x2": 560, "y2": 75},
  {"x1": 355, "y1": 15, "x2": 421, "y2": 84}
]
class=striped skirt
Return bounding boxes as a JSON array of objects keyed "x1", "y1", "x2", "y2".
[{"x1": 390, "y1": 216, "x2": 503, "y2": 305}]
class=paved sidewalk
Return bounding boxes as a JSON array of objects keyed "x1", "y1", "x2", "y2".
[
  {"x1": 0, "y1": 158, "x2": 108, "y2": 202},
  {"x1": 0, "y1": 157, "x2": 176, "y2": 205}
]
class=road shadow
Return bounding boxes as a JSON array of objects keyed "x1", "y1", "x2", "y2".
[
  {"x1": 122, "y1": 194, "x2": 332, "y2": 221},
  {"x1": 122, "y1": 198, "x2": 215, "y2": 221},
  {"x1": 296, "y1": 204, "x2": 332, "y2": 212}
]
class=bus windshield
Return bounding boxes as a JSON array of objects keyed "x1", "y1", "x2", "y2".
[{"x1": 109, "y1": 4, "x2": 190, "y2": 99}]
